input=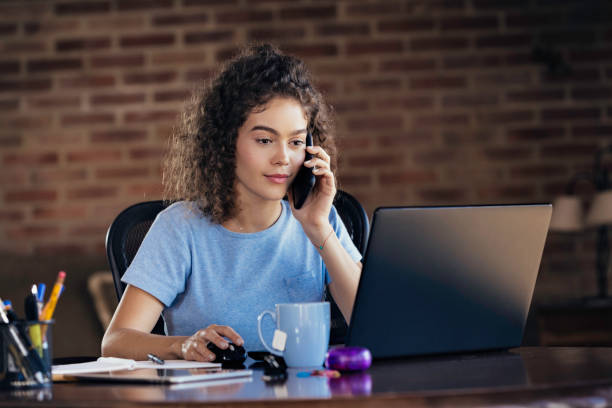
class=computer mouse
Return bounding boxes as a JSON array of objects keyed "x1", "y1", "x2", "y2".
[{"x1": 206, "y1": 342, "x2": 247, "y2": 367}]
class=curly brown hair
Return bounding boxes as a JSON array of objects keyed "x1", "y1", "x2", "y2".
[{"x1": 163, "y1": 43, "x2": 337, "y2": 224}]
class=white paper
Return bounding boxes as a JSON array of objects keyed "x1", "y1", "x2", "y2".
[{"x1": 53, "y1": 357, "x2": 220, "y2": 375}]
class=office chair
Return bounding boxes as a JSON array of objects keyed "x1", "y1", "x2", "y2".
[{"x1": 105, "y1": 190, "x2": 370, "y2": 343}]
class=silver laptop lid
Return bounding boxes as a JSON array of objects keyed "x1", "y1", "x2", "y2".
[{"x1": 346, "y1": 204, "x2": 552, "y2": 358}]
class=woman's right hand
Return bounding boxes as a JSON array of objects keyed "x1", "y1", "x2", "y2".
[{"x1": 177, "y1": 324, "x2": 244, "y2": 362}]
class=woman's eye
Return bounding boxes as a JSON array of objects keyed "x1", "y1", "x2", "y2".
[
  {"x1": 291, "y1": 140, "x2": 304, "y2": 146},
  {"x1": 256, "y1": 138, "x2": 272, "y2": 144}
]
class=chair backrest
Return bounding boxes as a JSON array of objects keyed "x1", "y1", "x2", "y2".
[{"x1": 105, "y1": 190, "x2": 370, "y2": 342}]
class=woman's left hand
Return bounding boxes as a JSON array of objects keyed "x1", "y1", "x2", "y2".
[{"x1": 289, "y1": 145, "x2": 336, "y2": 239}]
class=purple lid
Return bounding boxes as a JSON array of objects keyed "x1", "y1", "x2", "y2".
[{"x1": 325, "y1": 346, "x2": 372, "y2": 371}]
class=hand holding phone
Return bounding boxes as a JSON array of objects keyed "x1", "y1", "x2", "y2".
[{"x1": 291, "y1": 132, "x2": 316, "y2": 210}]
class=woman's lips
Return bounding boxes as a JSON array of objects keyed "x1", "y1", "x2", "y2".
[{"x1": 265, "y1": 174, "x2": 289, "y2": 184}]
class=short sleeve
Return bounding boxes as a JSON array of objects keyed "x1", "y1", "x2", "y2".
[
  {"x1": 121, "y1": 204, "x2": 193, "y2": 307},
  {"x1": 323, "y1": 205, "x2": 363, "y2": 285}
]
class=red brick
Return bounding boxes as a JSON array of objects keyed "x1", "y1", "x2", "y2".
[
  {"x1": 378, "y1": 18, "x2": 434, "y2": 33},
  {"x1": 27, "y1": 95, "x2": 80, "y2": 109},
  {"x1": 411, "y1": 37, "x2": 469, "y2": 51},
  {"x1": 126, "y1": 183, "x2": 164, "y2": 197},
  {"x1": 0, "y1": 60, "x2": 20, "y2": 74},
  {"x1": 120, "y1": 34, "x2": 175, "y2": 48},
  {"x1": 505, "y1": 52, "x2": 532, "y2": 66},
  {"x1": 505, "y1": 13, "x2": 563, "y2": 28},
  {"x1": 379, "y1": 170, "x2": 437, "y2": 185},
  {"x1": 27, "y1": 58, "x2": 82, "y2": 73},
  {"x1": 572, "y1": 125, "x2": 612, "y2": 138},
  {"x1": 477, "y1": 185, "x2": 536, "y2": 200},
  {"x1": 443, "y1": 54, "x2": 503, "y2": 69},
  {"x1": 68, "y1": 225, "x2": 108, "y2": 237},
  {"x1": 541, "y1": 107, "x2": 600, "y2": 121},
  {"x1": 56, "y1": 37, "x2": 111, "y2": 52},
  {"x1": 506, "y1": 89, "x2": 564, "y2": 102},
  {"x1": 347, "y1": 116, "x2": 403, "y2": 131},
  {"x1": 67, "y1": 150, "x2": 122, "y2": 162},
  {"x1": 348, "y1": 153, "x2": 404, "y2": 167},
  {"x1": 129, "y1": 147, "x2": 165, "y2": 159},
  {"x1": 442, "y1": 93, "x2": 498, "y2": 107},
  {"x1": 6, "y1": 116, "x2": 52, "y2": 129},
  {"x1": 476, "y1": 110, "x2": 534, "y2": 124},
  {"x1": 24, "y1": 20, "x2": 79, "y2": 36},
  {"x1": 545, "y1": 67, "x2": 599, "y2": 83},
  {"x1": 510, "y1": 164, "x2": 567, "y2": 178},
  {"x1": 96, "y1": 166, "x2": 150, "y2": 179},
  {"x1": 280, "y1": 6, "x2": 336, "y2": 20},
  {"x1": 316, "y1": 23, "x2": 369, "y2": 37},
  {"x1": 476, "y1": 34, "x2": 531, "y2": 48},
  {"x1": 282, "y1": 44, "x2": 338, "y2": 58},
  {"x1": 336, "y1": 136, "x2": 372, "y2": 151},
  {"x1": 0, "y1": 210, "x2": 24, "y2": 222},
  {"x1": 215, "y1": 47, "x2": 240, "y2": 62},
  {"x1": 507, "y1": 127, "x2": 564, "y2": 141},
  {"x1": 7, "y1": 226, "x2": 60, "y2": 239},
  {"x1": 152, "y1": 51, "x2": 206, "y2": 65},
  {"x1": 3, "y1": 41, "x2": 47, "y2": 53},
  {"x1": 0, "y1": 170, "x2": 28, "y2": 185},
  {"x1": 475, "y1": 71, "x2": 532, "y2": 86},
  {"x1": 357, "y1": 79, "x2": 402, "y2": 91},
  {"x1": 418, "y1": 188, "x2": 466, "y2": 202},
  {"x1": 0, "y1": 134, "x2": 20, "y2": 147},
  {"x1": 540, "y1": 143, "x2": 598, "y2": 158},
  {"x1": 378, "y1": 131, "x2": 434, "y2": 146},
  {"x1": 67, "y1": 186, "x2": 118, "y2": 200},
  {"x1": 4, "y1": 152, "x2": 58, "y2": 166},
  {"x1": 124, "y1": 71, "x2": 176, "y2": 84},
  {"x1": 5, "y1": 190, "x2": 57, "y2": 202},
  {"x1": 483, "y1": 147, "x2": 532, "y2": 161},
  {"x1": 90, "y1": 93, "x2": 146, "y2": 106},
  {"x1": 124, "y1": 110, "x2": 179, "y2": 123},
  {"x1": 346, "y1": 2, "x2": 402, "y2": 16},
  {"x1": 184, "y1": 30, "x2": 234, "y2": 44},
  {"x1": 34, "y1": 244, "x2": 89, "y2": 255},
  {"x1": 154, "y1": 89, "x2": 191, "y2": 102},
  {"x1": 540, "y1": 30, "x2": 596, "y2": 46},
  {"x1": 91, "y1": 129, "x2": 147, "y2": 143},
  {"x1": 59, "y1": 74, "x2": 115, "y2": 88},
  {"x1": 413, "y1": 149, "x2": 456, "y2": 164},
  {"x1": 377, "y1": 96, "x2": 434, "y2": 110},
  {"x1": 216, "y1": 10, "x2": 274, "y2": 24},
  {"x1": 61, "y1": 113, "x2": 115, "y2": 126},
  {"x1": 32, "y1": 206, "x2": 88, "y2": 220},
  {"x1": 31, "y1": 168, "x2": 87, "y2": 183},
  {"x1": 380, "y1": 58, "x2": 436, "y2": 72},
  {"x1": 117, "y1": 0, "x2": 173, "y2": 10},
  {"x1": 248, "y1": 27, "x2": 306, "y2": 41},
  {"x1": 184, "y1": 0, "x2": 236, "y2": 4},
  {"x1": 330, "y1": 99, "x2": 369, "y2": 113},
  {"x1": 569, "y1": 49, "x2": 612, "y2": 63},
  {"x1": 55, "y1": 1, "x2": 110, "y2": 14},
  {"x1": 571, "y1": 87, "x2": 612, "y2": 100},
  {"x1": 314, "y1": 61, "x2": 371, "y2": 76},
  {"x1": 346, "y1": 40, "x2": 402, "y2": 56},
  {"x1": 410, "y1": 76, "x2": 466, "y2": 90},
  {"x1": 0, "y1": 100, "x2": 18, "y2": 111},
  {"x1": 91, "y1": 54, "x2": 145, "y2": 68},
  {"x1": 0, "y1": 23, "x2": 17, "y2": 35},
  {"x1": 0, "y1": 79, "x2": 51, "y2": 93},
  {"x1": 153, "y1": 13, "x2": 209, "y2": 26},
  {"x1": 338, "y1": 174, "x2": 372, "y2": 187},
  {"x1": 414, "y1": 113, "x2": 469, "y2": 126},
  {"x1": 441, "y1": 16, "x2": 498, "y2": 30},
  {"x1": 185, "y1": 68, "x2": 216, "y2": 82},
  {"x1": 473, "y1": 0, "x2": 528, "y2": 9}
]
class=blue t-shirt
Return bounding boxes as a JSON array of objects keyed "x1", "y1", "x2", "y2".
[{"x1": 122, "y1": 200, "x2": 362, "y2": 351}]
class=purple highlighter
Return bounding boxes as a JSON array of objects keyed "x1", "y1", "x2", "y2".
[{"x1": 325, "y1": 347, "x2": 372, "y2": 372}]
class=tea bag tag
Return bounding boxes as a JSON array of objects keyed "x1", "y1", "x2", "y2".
[{"x1": 272, "y1": 329, "x2": 287, "y2": 351}]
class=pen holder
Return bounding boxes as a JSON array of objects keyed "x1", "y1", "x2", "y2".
[{"x1": 0, "y1": 320, "x2": 53, "y2": 389}]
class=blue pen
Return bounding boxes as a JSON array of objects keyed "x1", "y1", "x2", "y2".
[{"x1": 37, "y1": 283, "x2": 46, "y2": 302}]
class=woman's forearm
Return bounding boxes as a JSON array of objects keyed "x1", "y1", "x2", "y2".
[{"x1": 101, "y1": 327, "x2": 187, "y2": 361}]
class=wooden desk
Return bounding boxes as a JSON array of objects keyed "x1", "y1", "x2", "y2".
[{"x1": 3, "y1": 347, "x2": 612, "y2": 407}]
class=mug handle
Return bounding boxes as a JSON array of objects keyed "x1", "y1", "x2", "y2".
[{"x1": 257, "y1": 310, "x2": 282, "y2": 356}]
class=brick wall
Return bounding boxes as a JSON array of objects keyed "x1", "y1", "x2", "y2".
[{"x1": 1, "y1": 0, "x2": 611, "y2": 301}]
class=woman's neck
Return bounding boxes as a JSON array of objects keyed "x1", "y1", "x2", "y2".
[{"x1": 222, "y1": 200, "x2": 283, "y2": 233}]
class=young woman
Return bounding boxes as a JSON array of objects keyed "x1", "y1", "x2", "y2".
[{"x1": 101, "y1": 44, "x2": 363, "y2": 362}]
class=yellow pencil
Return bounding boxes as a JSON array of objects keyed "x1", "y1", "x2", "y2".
[{"x1": 40, "y1": 271, "x2": 66, "y2": 337}]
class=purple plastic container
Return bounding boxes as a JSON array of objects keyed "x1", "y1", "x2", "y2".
[{"x1": 324, "y1": 346, "x2": 372, "y2": 371}]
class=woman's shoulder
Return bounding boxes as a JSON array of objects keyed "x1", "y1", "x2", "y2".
[{"x1": 156, "y1": 201, "x2": 211, "y2": 229}]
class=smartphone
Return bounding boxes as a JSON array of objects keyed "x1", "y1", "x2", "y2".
[{"x1": 291, "y1": 132, "x2": 316, "y2": 209}]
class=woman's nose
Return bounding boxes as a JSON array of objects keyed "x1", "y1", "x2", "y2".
[{"x1": 272, "y1": 144, "x2": 290, "y2": 165}]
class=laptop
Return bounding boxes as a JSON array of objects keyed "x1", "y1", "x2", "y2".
[{"x1": 345, "y1": 204, "x2": 552, "y2": 358}]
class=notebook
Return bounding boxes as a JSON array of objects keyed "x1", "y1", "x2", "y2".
[
  {"x1": 71, "y1": 367, "x2": 252, "y2": 384},
  {"x1": 345, "y1": 204, "x2": 552, "y2": 358}
]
